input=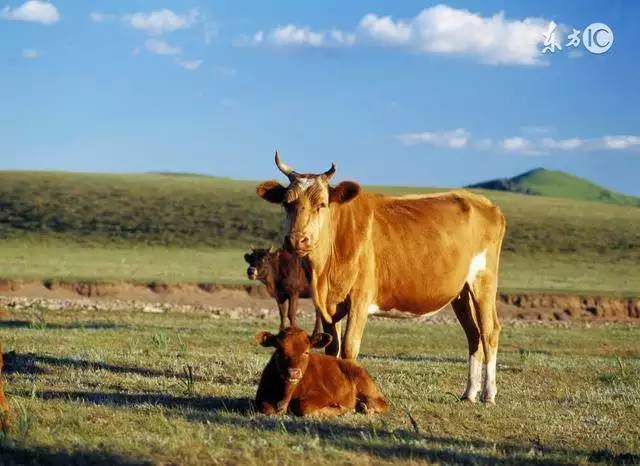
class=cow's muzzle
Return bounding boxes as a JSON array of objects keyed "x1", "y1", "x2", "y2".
[
  {"x1": 285, "y1": 235, "x2": 312, "y2": 256},
  {"x1": 247, "y1": 267, "x2": 258, "y2": 280},
  {"x1": 286, "y1": 368, "x2": 303, "y2": 384}
]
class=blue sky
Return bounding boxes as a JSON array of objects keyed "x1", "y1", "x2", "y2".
[{"x1": 1, "y1": 0, "x2": 639, "y2": 195}]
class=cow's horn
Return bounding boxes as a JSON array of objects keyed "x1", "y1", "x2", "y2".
[
  {"x1": 274, "y1": 151, "x2": 297, "y2": 180},
  {"x1": 323, "y1": 162, "x2": 336, "y2": 180}
]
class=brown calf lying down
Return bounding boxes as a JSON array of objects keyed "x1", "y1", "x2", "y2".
[
  {"x1": 244, "y1": 247, "x2": 313, "y2": 331},
  {"x1": 0, "y1": 345, "x2": 9, "y2": 430},
  {"x1": 254, "y1": 326, "x2": 388, "y2": 417}
]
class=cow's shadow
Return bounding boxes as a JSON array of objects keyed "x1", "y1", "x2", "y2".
[
  {"x1": 0, "y1": 443, "x2": 151, "y2": 466},
  {"x1": 2, "y1": 351, "x2": 200, "y2": 380},
  {"x1": 13, "y1": 389, "x2": 254, "y2": 416},
  {"x1": 0, "y1": 320, "x2": 133, "y2": 330},
  {"x1": 11, "y1": 388, "x2": 637, "y2": 465}
]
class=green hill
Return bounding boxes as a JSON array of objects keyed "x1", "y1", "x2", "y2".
[
  {"x1": 0, "y1": 170, "x2": 638, "y2": 260},
  {"x1": 467, "y1": 168, "x2": 640, "y2": 207}
]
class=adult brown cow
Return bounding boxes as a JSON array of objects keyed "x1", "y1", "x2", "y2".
[{"x1": 256, "y1": 152, "x2": 506, "y2": 404}]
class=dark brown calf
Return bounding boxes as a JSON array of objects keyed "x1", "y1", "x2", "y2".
[
  {"x1": 244, "y1": 247, "x2": 313, "y2": 331},
  {"x1": 254, "y1": 326, "x2": 388, "y2": 417}
]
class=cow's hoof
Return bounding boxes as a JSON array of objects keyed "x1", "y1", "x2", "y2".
[{"x1": 460, "y1": 395, "x2": 477, "y2": 403}]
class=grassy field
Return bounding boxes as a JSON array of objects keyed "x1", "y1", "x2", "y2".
[
  {"x1": 1, "y1": 171, "x2": 639, "y2": 295},
  {"x1": 1, "y1": 240, "x2": 639, "y2": 295},
  {"x1": 0, "y1": 309, "x2": 638, "y2": 465}
]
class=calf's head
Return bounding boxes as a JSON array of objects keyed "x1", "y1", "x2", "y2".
[
  {"x1": 256, "y1": 152, "x2": 361, "y2": 256},
  {"x1": 255, "y1": 326, "x2": 332, "y2": 384},
  {"x1": 244, "y1": 247, "x2": 276, "y2": 281}
]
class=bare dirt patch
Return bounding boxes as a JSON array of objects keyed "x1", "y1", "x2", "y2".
[{"x1": 0, "y1": 279, "x2": 638, "y2": 323}]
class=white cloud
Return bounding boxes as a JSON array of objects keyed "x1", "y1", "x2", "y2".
[
  {"x1": 178, "y1": 59, "x2": 203, "y2": 70},
  {"x1": 541, "y1": 137, "x2": 583, "y2": 150},
  {"x1": 602, "y1": 135, "x2": 640, "y2": 150},
  {"x1": 502, "y1": 137, "x2": 530, "y2": 151},
  {"x1": 22, "y1": 49, "x2": 39, "y2": 59},
  {"x1": 358, "y1": 14, "x2": 411, "y2": 43},
  {"x1": 145, "y1": 39, "x2": 181, "y2": 55},
  {"x1": 271, "y1": 25, "x2": 325, "y2": 46},
  {"x1": 124, "y1": 8, "x2": 198, "y2": 35},
  {"x1": 399, "y1": 129, "x2": 470, "y2": 148},
  {"x1": 398, "y1": 129, "x2": 640, "y2": 154},
  {"x1": 330, "y1": 29, "x2": 357, "y2": 45},
  {"x1": 1, "y1": 1, "x2": 60, "y2": 25},
  {"x1": 240, "y1": 25, "x2": 356, "y2": 48},
  {"x1": 358, "y1": 6, "x2": 560, "y2": 66},
  {"x1": 244, "y1": 5, "x2": 562, "y2": 66}
]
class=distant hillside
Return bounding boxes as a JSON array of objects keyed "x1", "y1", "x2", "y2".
[
  {"x1": 467, "y1": 168, "x2": 640, "y2": 207},
  {"x1": 0, "y1": 170, "x2": 638, "y2": 265}
]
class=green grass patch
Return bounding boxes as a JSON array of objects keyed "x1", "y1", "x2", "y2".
[
  {"x1": 0, "y1": 240, "x2": 639, "y2": 295},
  {"x1": 1, "y1": 310, "x2": 639, "y2": 464}
]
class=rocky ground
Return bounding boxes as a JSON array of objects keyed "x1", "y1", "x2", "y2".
[{"x1": 0, "y1": 278, "x2": 638, "y2": 326}]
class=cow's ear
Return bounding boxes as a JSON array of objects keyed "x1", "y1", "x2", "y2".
[
  {"x1": 329, "y1": 181, "x2": 360, "y2": 204},
  {"x1": 256, "y1": 181, "x2": 287, "y2": 204},
  {"x1": 310, "y1": 332, "x2": 333, "y2": 349},
  {"x1": 255, "y1": 331, "x2": 278, "y2": 347},
  {"x1": 244, "y1": 253, "x2": 251, "y2": 263}
]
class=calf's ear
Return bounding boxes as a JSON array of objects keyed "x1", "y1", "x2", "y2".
[
  {"x1": 310, "y1": 332, "x2": 333, "y2": 349},
  {"x1": 256, "y1": 181, "x2": 287, "y2": 204},
  {"x1": 255, "y1": 331, "x2": 278, "y2": 347},
  {"x1": 329, "y1": 181, "x2": 360, "y2": 204}
]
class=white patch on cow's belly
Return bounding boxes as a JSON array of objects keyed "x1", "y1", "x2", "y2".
[
  {"x1": 367, "y1": 304, "x2": 379, "y2": 315},
  {"x1": 466, "y1": 249, "x2": 487, "y2": 286}
]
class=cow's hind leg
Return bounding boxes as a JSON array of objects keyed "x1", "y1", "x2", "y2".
[
  {"x1": 471, "y1": 274, "x2": 501, "y2": 404},
  {"x1": 355, "y1": 375, "x2": 389, "y2": 414},
  {"x1": 451, "y1": 284, "x2": 483, "y2": 403}
]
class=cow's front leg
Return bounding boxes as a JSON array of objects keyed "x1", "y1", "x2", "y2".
[{"x1": 341, "y1": 296, "x2": 370, "y2": 360}]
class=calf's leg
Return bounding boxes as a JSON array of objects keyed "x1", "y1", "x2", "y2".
[
  {"x1": 276, "y1": 300, "x2": 287, "y2": 332},
  {"x1": 287, "y1": 293, "x2": 299, "y2": 327}
]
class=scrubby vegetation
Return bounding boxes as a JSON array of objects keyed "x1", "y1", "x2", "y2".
[
  {"x1": 0, "y1": 170, "x2": 638, "y2": 293},
  {"x1": 1, "y1": 170, "x2": 638, "y2": 258}
]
